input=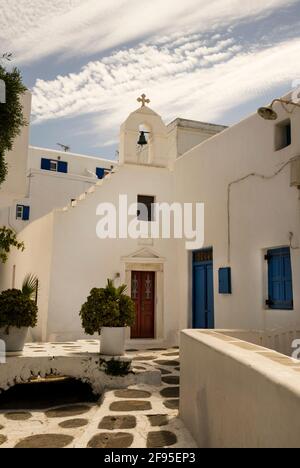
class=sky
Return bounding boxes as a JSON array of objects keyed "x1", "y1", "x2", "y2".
[{"x1": 1, "y1": 0, "x2": 300, "y2": 161}]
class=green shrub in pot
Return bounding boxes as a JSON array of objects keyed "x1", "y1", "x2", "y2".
[
  {"x1": 0, "y1": 289, "x2": 38, "y2": 332},
  {"x1": 0, "y1": 274, "x2": 38, "y2": 354},
  {"x1": 80, "y1": 280, "x2": 135, "y2": 356}
]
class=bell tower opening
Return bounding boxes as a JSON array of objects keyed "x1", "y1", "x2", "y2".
[
  {"x1": 138, "y1": 123, "x2": 151, "y2": 147},
  {"x1": 119, "y1": 94, "x2": 173, "y2": 168}
]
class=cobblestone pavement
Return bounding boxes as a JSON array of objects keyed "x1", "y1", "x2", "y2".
[{"x1": 0, "y1": 346, "x2": 197, "y2": 448}]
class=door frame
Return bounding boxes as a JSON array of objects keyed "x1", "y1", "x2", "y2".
[
  {"x1": 192, "y1": 247, "x2": 215, "y2": 329},
  {"x1": 131, "y1": 270, "x2": 156, "y2": 339},
  {"x1": 122, "y1": 248, "x2": 165, "y2": 340}
]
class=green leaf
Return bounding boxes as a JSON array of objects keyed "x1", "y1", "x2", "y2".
[
  {"x1": 0, "y1": 60, "x2": 27, "y2": 186},
  {"x1": 0, "y1": 226, "x2": 25, "y2": 264},
  {"x1": 22, "y1": 274, "x2": 39, "y2": 299}
]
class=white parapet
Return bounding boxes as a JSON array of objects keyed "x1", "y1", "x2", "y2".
[{"x1": 180, "y1": 329, "x2": 300, "y2": 448}]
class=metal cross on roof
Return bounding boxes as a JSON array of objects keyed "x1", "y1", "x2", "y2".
[{"x1": 137, "y1": 94, "x2": 150, "y2": 107}]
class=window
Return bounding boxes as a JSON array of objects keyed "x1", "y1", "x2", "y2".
[
  {"x1": 193, "y1": 248, "x2": 213, "y2": 263},
  {"x1": 266, "y1": 247, "x2": 293, "y2": 310},
  {"x1": 96, "y1": 167, "x2": 113, "y2": 179},
  {"x1": 96, "y1": 168, "x2": 105, "y2": 179},
  {"x1": 275, "y1": 120, "x2": 291, "y2": 151},
  {"x1": 219, "y1": 267, "x2": 232, "y2": 294},
  {"x1": 50, "y1": 160, "x2": 58, "y2": 172},
  {"x1": 16, "y1": 205, "x2": 30, "y2": 221},
  {"x1": 137, "y1": 195, "x2": 155, "y2": 222},
  {"x1": 16, "y1": 205, "x2": 23, "y2": 219},
  {"x1": 41, "y1": 158, "x2": 68, "y2": 173}
]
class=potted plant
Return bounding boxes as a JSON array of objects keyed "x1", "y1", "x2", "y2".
[
  {"x1": 80, "y1": 279, "x2": 135, "y2": 356},
  {"x1": 0, "y1": 274, "x2": 38, "y2": 355}
]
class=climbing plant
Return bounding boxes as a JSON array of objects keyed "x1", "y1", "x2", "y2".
[
  {"x1": 0, "y1": 226, "x2": 25, "y2": 263},
  {"x1": 0, "y1": 54, "x2": 27, "y2": 185}
]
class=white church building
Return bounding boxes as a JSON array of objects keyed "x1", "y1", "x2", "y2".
[{"x1": 0, "y1": 92, "x2": 299, "y2": 347}]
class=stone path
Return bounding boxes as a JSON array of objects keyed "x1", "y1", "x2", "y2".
[{"x1": 0, "y1": 346, "x2": 196, "y2": 448}]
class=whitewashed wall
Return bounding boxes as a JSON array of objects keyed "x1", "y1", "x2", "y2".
[
  {"x1": 0, "y1": 91, "x2": 31, "y2": 212},
  {"x1": 175, "y1": 98, "x2": 300, "y2": 332},
  {"x1": 44, "y1": 164, "x2": 179, "y2": 343},
  {"x1": 168, "y1": 118, "x2": 227, "y2": 158},
  {"x1": 28, "y1": 147, "x2": 116, "y2": 176},
  {"x1": 1, "y1": 164, "x2": 179, "y2": 344},
  {"x1": 2, "y1": 97, "x2": 300, "y2": 343},
  {"x1": 0, "y1": 213, "x2": 55, "y2": 341},
  {"x1": 1, "y1": 148, "x2": 117, "y2": 232}
]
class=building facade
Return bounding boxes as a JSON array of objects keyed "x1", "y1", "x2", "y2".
[{"x1": 0, "y1": 93, "x2": 299, "y2": 346}]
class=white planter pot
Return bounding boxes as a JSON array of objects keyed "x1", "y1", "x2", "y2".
[
  {"x1": 0, "y1": 327, "x2": 28, "y2": 356},
  {"x1": 100, "y1": 327, "x2": 126, "y2": 356}
]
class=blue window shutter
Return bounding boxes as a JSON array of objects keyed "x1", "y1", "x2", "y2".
[
  {"x1": 22, "y1": 206, "x2": 30, "y2": 221},
  {"x1": 267, "y1": 248, "x2": 293, "y2": 309},
  {"x1": 41, "y1": 158, "x2": 51, "y2": 170},
  {"x1": 96, "y1": 168, "x2": 105, "y2": 179},
  {"x1": 58, "y1": 161, "x2": 68, "y2": 173},
  {"x1": 219, "y1": 268, "x2": 232, "y2": 294},
  {"x1": 286, "y1": 124, "x2": 291, "y2": 146},
  {"x1": 283, "y1": 252, "x2": 293, "y2": 306}
]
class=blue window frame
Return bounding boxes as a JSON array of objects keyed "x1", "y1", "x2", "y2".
[
  {"x1": 57, "y1": 161, "x2": 68, "y2": 173},
  {"x1": 219, "y1": 267, "x2": 232, "y2": 294},
  {"x1": 41, "y1": 158, "x2": 68, "y2": 173},
  {"x1": 16, "y1": 205, "x2": 30, "y2": 221},
  {"x1": 96, "y1": 168, "x2": 105, "y2": 179},
  {"x1": 266, "y1": 247, "x2": 293, "y2": 310}
]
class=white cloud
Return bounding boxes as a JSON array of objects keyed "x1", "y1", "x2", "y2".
[
  {"x1": 31, "y1": 36, "x2": 240, "y2": 123},
  {"x1": 30, "y1": 35, "x2": 300, "y2": 147},
  {"x1": 0, "y1": 0, "x2": 297, "y2": 64}
]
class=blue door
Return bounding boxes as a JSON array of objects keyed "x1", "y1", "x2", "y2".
[{"x1": 193, "y1": 249, "x2": 215, "y2": 329}]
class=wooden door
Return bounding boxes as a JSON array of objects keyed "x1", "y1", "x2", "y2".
[{"x1": 131, "y1": 271, "x2": 155, "y2": 339}]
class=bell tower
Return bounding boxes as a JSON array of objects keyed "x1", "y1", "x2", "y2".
[{"x1": 119, "y1": 95, "x2": 173, "y2": 168}]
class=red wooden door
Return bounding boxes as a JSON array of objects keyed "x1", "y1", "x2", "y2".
[{"x1": 131, "y1": 271, "x2": 155, "y2": 339}]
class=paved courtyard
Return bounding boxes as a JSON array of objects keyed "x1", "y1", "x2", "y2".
[{"x1": 0, "y1": 344, "x2": 196, "y2": 448}]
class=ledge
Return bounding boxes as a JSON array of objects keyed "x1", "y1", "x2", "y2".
[{"x1": 0, "y1": 340, "x2": 161, "y2": 395}]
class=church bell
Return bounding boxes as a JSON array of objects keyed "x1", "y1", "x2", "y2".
[{"x1": 137, "y1": 131, "x2": 148, "y2": 146}]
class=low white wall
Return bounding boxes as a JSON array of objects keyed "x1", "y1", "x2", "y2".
[
  {"x1": 180, "y1": 329, "x2": 300, "y2": 448},
  {"x1": 217, "y1": 329, "x2": 300, "y2": 357}
]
